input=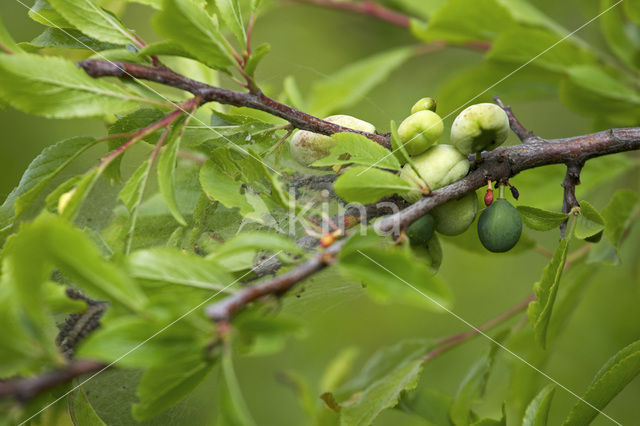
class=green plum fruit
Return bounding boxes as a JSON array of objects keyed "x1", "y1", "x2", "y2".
[
  {"x1": 399, "y1": 145, "x2": 470, "y2": 202},
  {"x1": 289, "y1": 114, "x2": 376, "y2": 166},
  {"x1": 450, "y1": 103, "x2": 510, "y2": 155},
  {"x1": 431, "y1": 191, "x2": 479, "y2": 236},
  {"x1": 477, "y1": 199, "x2": 522, "y2": 253},
  {"x1": 410, "y1": 97, "x2": 437, "y2": 114},
  {"x1": 397, "y1": 110, "x2": 444, "y2": 156},
  {"x1": 407, "y1": 214, "x2": 435, "y2": 246}
]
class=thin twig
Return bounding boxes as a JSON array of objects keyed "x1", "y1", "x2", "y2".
[
  {"x1": 77, "y1": 60, "x2": 391, "y2": 148},
  {"x1": 424, "y1": 293, "x2": 535, "y2": 361},
  {"x1": 494, "y1": 96, "x2": 543, "y2": 144},
  {"x1": 0, "y1": 361, "x2": 106, "y2": 403},
  {"x1": 560, "y1": 162, "x2": 583, "y2": 237}
]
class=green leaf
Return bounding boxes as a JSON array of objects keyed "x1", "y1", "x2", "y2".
[
  {"x1": 138, "y1": 40, "x2": 195, "y2": 59},
  {"x1": 308, "y1": 47, "x2": 414, "y2": 117},
  {"x1": 495, "y1": 0, "x2": 566, "y2": 34},
  {"x1": 341, "y1": 358, "x2": 423, "y2": 426},
  {"x1": 211, "y1": 231, "x2": 303, "y2": 259},
  {"x1": 625, "y1": 0, "x2": 640, "y2": 24},
  {"x1": 29, "y1": 0, "x2": 72, "y2": 28},
  {"x1": 153, "y1": 0, "x2": 235, "y2": 72},
  {"x1": 339, "y1": 232, "x2": 451, "y2": 311},
  {"x1": 133, "y1": 353, "x2": 216, "y2": 421},
  {"x1": 47, "y1": 0, "x2": 133, "y2": 45},
  {"x1": 334, "y1": 167, "x2": 414, "y2": 204},
  {"x1": 126, "y1": 0, "x2": 163, "y2": 10},
  {"x1": 523, "y1": 385, "x2": 555, "y2": 426},
  {"x1": 488, "y1": 27, "x2": 594, "y2": 73},
  {"x1": 127, "y1": 247, "x2": 236, "y2": 291},
  {"x1": 574, "y1": 200, "x2": 605, "y2": 240},
  {"x1": 45, "y1": 216, "x2": 147, "y2": 311},
  {"x1": 0, "y1": 14, "x2": 21, "y2": 53},
  {"x1": 59, "y1": 169, "x2": 101, "y2": 221},
  {"x1": 119, "y1": 160, "x2": 151, "y2": 213},
  {"x1": 158, "y1": 118, "x2": 188, "y2": 225},
  {"x1": 335, "y1": 339, "x2": 431, "y2": 404},
  {"x1": 601, "y1": 189, "x2": 639, "y2": 247},
  {"x1": 562, "y1": 340, "x2": 640, "y2": 425},
  {"x1": 0, "y1": 54, "x2": 152, "y2": 118},
  {"x1": 2, "y1": 214, "x2": 146, "y2": 316},
  {"x1": 119, "y1": 159, "x2": 154, "y2": 253},
  {"x1": 450, "y1": 336, "x2": 504, "y2": 426},
  {"x1": 77, "y1": 315, "x2": 205, "y2": 368},
  {"x1": 22, "y1": 27, "x2": 121, "y2": 51},
  {"x1": 215, "y1": 0, "x2": 246, "y2": 48},
  {"x1": 199, "y1": 158, "x2": 255, "y2": 219},
  {"x1": 517, "y1": 206, "x2": 568, "y2": 231},
  {"x1": 68, "y1": 388, "x2": 107, "y2": 426},
  {"x1": 312, "y1": 133, "x2": 400, "y2": 170},
  {"x1": 106, "y1": 108, "x2": 166, "y2": 183},
  {"x1": 218, "y1": 347, "x2": 257, "y2": 426},
  {"x1": 600, "y1": 0, "x2": 640, "y2": 69},
  {"x1": 527, "y1": 238, "x2": 570, "y2": 349},
  {"x1": 320, "y1": 347, "x2": 360, "y2": 393},
  {"x1": 244, "y1": 42, "x2": 270, "y2": 77},
  {"x1": 398, "y1": 388, "x2": 453, "y2": 426},
  {"x1": 0, "y1": 136, "x2": 95, "y2": 221},
  {"x1": 412, "y1": 0, "x2": 515, "y2": 43},
  {"x1": 560, "y1": 66, "x2": 640, "y2": 117}
]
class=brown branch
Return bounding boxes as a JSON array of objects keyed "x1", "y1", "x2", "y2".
[
  {"x1": 424, "y1": 293, "x2": 535, "y2": 361},
  {"x1": 206, "y1": 127, "x2": 640, "y2": 322},
  {"x1": 560, "y1": 162, "x2": 584, "y2": 237},
  {"x1": 288, "y1": 0, "x2": 491, "y2": 52},
  {"x1": 77, "y1": 60, "x2": 391, "y2": 149},
  {"x1": 249, "y1": 197, "x2": 406, "y2": 280},
  {"x1": 289, "y1": 0, "x2": 411, "y2": 27},
  {"x1": 0, "y1": 360, "x2": 106, "y2": 403},
  {"x1": 494, "y1": 96, "x2": 543, "y2": 144}
]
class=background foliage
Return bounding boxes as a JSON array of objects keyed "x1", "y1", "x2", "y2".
[{"x1": 0, "y1": 0, "x2": 639, "y2": 425}]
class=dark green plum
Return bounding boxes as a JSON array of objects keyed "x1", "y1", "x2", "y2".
[
  {"x1": 407, "y1": 214, "x2": 435, "y2": 246},
  {"x1": 477, "y1": 199, "x2": 522, "y2": 253}
]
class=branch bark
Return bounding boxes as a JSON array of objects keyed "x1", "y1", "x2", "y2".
[
  {"x1": 77, "y1": 60, "x2": 391, "y2": 148},
  {"x1": 287, "y1": 0, "x2": 491, "y2": 52},
  {"x1": 0, "y1": 361, "x2": 106, "y2": 403},
  {"x1": 206, "y1": 127, "x2": 640, "y2": 322},
  {"x1": 289, "y1": 0, "x2": 411, "y2": 27}
]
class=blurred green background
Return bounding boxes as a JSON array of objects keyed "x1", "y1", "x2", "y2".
[{"x1": 1, "y1": 0, "x2": 639, "y2": 425}]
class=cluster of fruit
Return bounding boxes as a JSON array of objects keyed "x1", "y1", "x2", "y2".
[
  {"x1": 396, "y1": 99, "x2": 522, "y2": 255},
  {"x1": 288, "y1": 99, "x2": 523, "y2": 256}
]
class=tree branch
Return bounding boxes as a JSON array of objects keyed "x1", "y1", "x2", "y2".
[
  {"x1": 206, "y1": 127, "x2": 640, "y2": 322},
  {"x1": 77, "y1": 60, "x2": 391, "y2": 148},
  {"x1": 560, "y1": 161, "x2": 584, "y2": 237},
  {"x1": 289, "y1": 0, "x2": 411, "y2": 27},
  {"x1": 494, "y1": 96, "x2": 543, "y2": 144},
  {"x1": 287, "y1": 0, "x2": 491, "y2": 52},
  {"x1": 424, "y1": 293, "x2": 535, "y2": 361},
  {"x1": 0, "y1": 360, "x2": 106, "y2": 403}
]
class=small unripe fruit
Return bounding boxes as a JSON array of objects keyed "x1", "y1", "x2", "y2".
[
  {"x1": 450, "y1": 103, "x2": 510, "y2": 155},
  {"x1": 410, "y1": 97, "x2": 437, "y2": 114},
  {"x1": 400, "y1": 145, "x2": 470, "y2": 202},
  {"x1": 431, "y1": 191, "x2": 478, "y2": 236},
  {"x1": 397, "y1": 110, "x2": 444, "y2": 156},
  {"x1": 422, "y1": 234, "x2": 443, "y2": 271},
  {"x1": 407, "y1": 214, "x2": 435, "y2": 246},
  {"x1": 289, "y1": 115, "x2": 376, "y2": 166},
  {"x1": 477, "y1": 199, "x2": 522, "y2": 253}
]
